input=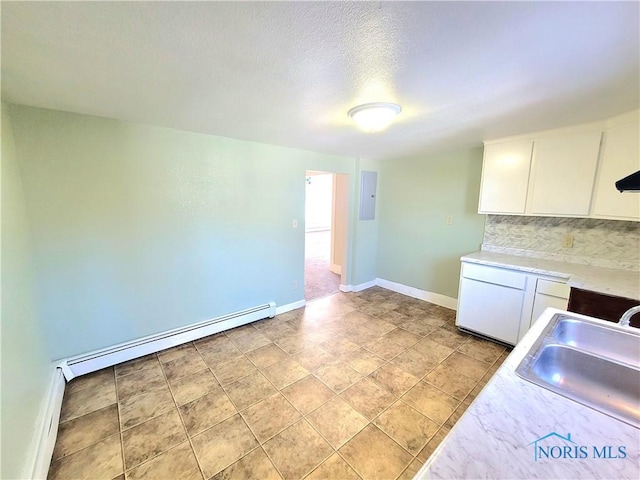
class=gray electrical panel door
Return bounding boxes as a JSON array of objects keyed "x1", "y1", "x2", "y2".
[{"x1": 359, "y1": 171, "x2": 377, "y2": 220}]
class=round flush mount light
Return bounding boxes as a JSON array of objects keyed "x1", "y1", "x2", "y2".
[{"x1": 347, "y1": 102, "x2": 402, "y2": 133}]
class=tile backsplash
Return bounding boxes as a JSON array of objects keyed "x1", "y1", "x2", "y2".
[{"x1": 482, "y1": 215, "x2": 640, "y2": 270}]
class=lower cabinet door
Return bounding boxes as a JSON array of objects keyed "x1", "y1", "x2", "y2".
[
  {"x1": 530, "y1": 279, "x2": 570, "y2": 328},
  {"x1": 456, "y1": 277, "x2": 524, "y2": 345},
  {"x1": 530, "y1": 292, "x2": 568, "y2": 327}
]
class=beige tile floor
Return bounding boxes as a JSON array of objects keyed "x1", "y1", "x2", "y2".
[{"x1": 48, "y1": 287, "x2": 510, "y2": 480}]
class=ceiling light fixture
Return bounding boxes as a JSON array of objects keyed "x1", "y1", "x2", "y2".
[{"x1": 347, "y1": 102, "x2": 402, "y2": 133}]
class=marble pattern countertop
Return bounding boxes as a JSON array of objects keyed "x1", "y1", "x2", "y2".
[
  {"x1": 416, "y1": 308, "x2": 640, "y2": 479},
  {"x1": 461, "y1": 250, "x2": 640, "y2": 300}
]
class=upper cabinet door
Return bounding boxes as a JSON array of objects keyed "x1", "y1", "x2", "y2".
[
  {"x1": 529, "y1": 131, "x2": 602, "y2": 216},
  {"x1": 592, "y1": 122, "x2": 640, "y2": 221},
  {"x1": 478, "y1": 140, "x2": 533, "y2": 214}
]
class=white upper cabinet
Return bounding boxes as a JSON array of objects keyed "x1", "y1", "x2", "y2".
[
  {"x1": 529, "y1": 131, "x2": 602, "y2": 216},
  {"x1": 592, "y1": 121, "x2": 640, "y2": 221},
  {"x1": 478, "y1": 110, "x2": 639, "y2": 220},
  {"x1": 478, "y1": 140, "x2": 533, "y2": 214}
]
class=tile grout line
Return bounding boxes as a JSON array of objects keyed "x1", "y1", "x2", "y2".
[
  {"x1": 201, "y1": 335, "x2": 289, "y2": 479},
  {"x1": 334, "y1": 423, "x2": 414, "y2": 480},
  {"x1": 272, "y1": 298, "x2": 438, "y2": 478},
  {"x1": 255, "y1": 436, "x2": 287, "y2": 480},
  {"x1": 339, "y1": 322, "x2": 498, "y2": 460},
  {"x1": 116, "y1": 344, "x2": 210, "y2": 478},
  {"x1": 332, "y1": 449, "x2": 365, "y2": 480},
  {"x1": 224, "y1": 339, "x2": 316, "y2": 480},
  {"x1": 49, "y1": 406, "x2": 116, "y2": 463},
  {"x1": 115, "y1": 362, "x2": 130, "y2": 479},
  {"x1": 225, "y1": 311, "x2": 371, "y2": 479},
  {"x1": 181, "y1": 341, "x2": 288, "y2": 444},
  {"x1": 160, "y1": 341, "x2": 209, "y2": 480},
  {"x1": 396, "y1": 459, "x2": 422, "y2": 480},
  {"x1": 109, "y1": 354, "x2": 169, "y2": 476},
  {"x1": 118, "y1": 351, "x2": 192, "y2": 476},
  {"x1": 359, "y1": 381, "x2": 449, "y2": 463},
  {"x1": 272, "y1": 305, "x2": 424, "y2": 477},
  {"x1": 327, "y1": 298, "x2": 501, "y2": 450},
  {"x1": 48, "y1": 368, "x2": 121, "y2": 477},
  {"x1": 333, "y1": 294, "x2": 466, "y2": 475},
  {"x1": 238, "y1": 346, "x2": 337, "y2": 452}
]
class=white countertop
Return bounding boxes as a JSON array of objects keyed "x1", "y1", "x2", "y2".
[
  {"x1": 461, "y1": 250, "x2": 640, "y2": 300},
  {"x1": 416, "y1": 308, "x2": 640, "y2": 480}
]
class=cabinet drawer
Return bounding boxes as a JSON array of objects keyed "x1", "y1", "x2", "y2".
[
  {"x1": 535, "y1": 279, "x2": 570, "y2": 299},
  {"x1": 462, "y1": 263, "x2": 526, "y2": 290}
]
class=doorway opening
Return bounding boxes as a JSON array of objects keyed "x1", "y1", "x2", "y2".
[{"x1": 304, "y1": 171, "x2": 348, "y2": 301}]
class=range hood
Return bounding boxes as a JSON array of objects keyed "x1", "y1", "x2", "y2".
[{"x1": 615, "y1": 170, "x2": 640, "y2": 192}]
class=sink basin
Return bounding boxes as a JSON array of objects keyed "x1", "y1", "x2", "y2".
[
  {"x1": 516, "y1": 314, "x2": 640, "y2": 428},
  {"x1": 551, "y1": 318, "x2": 640, "y2": 366},
  {"x1": 525, "y1": 345, "x2": 640, "y2": 427}
]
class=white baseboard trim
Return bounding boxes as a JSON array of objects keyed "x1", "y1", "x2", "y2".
[
  {"x1": 60, "y1": 302, "x2": 276, "y2": 380},
  {"x1": 375, "y1": 278, "x2": 458, "y2": 310},
  {"x1": 28, "y1": 366, "x2": 66, "y2": 480},
  {"x1": 275, "y1": 299, "x2": 306, "y2": 315},
  {"x1": 339, "y1": 280, "x2": 376, "y2": 293},
  {"x1": 329, "y1": 264, "x2": 342, "y2": 275}
]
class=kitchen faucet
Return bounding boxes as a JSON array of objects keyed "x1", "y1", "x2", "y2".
[{"x1": 618, "y1": 305, "x2": 640, "y2": 327}]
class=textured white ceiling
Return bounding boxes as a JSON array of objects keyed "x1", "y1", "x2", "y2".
[{"x1": 2, "y1": 1, "x2": 638, "y2": 160}]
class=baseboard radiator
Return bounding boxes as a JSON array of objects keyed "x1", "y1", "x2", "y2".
[{"x1": 60, "y1": 302, "x2": 276, "y2": 380}]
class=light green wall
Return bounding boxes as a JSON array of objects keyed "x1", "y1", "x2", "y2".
[
  {"x1": 1, "y1": 104, "x2": 53, "y2": 479},
  {"x1": 377, "y1": 148, "x2": 486, "y2": 299},
  {"x1": 9, "y1": 105, "x2": 371, "y2": 360},
  {"x1": 2, "y1": 103, "x2": 484, "y2": 477}
]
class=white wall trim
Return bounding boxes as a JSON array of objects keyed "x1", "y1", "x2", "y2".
[
  {"x1": 375, "y1": 278, "x2": 458, "y2": 310},
  {"x1": 60, "y1": 302, "x2": 276, "y2": 380},
  {"x1": 275, "y1": 299, "x2": 306, "y2": 315},
  {"x1": 339, "y1": 280, "x2": 376, "y2": 293},
  {"x1": 27, "y1": 366, "x2": 66, "y2": 480}
]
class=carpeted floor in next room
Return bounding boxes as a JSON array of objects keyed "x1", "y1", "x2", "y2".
[
  {"x1": 305, "y1": 230, "x2": 340, "y2": 301},
  {"x1": 48, "y1": 287, "x2": 510, "y2": 480}
]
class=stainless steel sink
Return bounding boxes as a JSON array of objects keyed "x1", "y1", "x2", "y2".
[
  {"x1": 516, "y1": 314, "x2": 640, "y2": 428},
  {"x1": 551, "y1": 317, "x2": 640, "y2": 366}
]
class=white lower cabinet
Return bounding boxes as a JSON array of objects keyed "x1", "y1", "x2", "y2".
[
  {"x1": 530, "y1": 279, "x2": 570, "y2": 328},
  {"x1": 456, "y1": 262, "x2": 567, "y2": 345}
]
